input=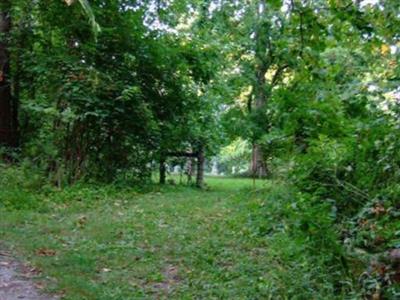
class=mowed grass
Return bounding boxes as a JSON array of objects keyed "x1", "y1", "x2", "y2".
[{"x1": 0, "y1": 177, "x2": 275, "y2": 299}]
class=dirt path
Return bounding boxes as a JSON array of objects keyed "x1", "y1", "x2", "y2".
[{"x1": 0, "y1": 250, "x2": 58, "y2": 300}]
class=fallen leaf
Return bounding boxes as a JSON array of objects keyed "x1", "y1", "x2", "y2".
[
  {"x1": 77, "y1": 215, "x2": 87, "y2": 227},
  {"x1": 36, "y1": 248, "x2": 56, "y2": 257}
]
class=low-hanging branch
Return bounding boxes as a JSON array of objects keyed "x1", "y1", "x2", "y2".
[{"x1": 166, "y1": 151, "x2": 198, "y2": 158}]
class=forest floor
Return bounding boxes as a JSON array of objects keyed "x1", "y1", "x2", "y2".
[{"x1": 0, "y1": 177, "x2": 277, "y2": 300}]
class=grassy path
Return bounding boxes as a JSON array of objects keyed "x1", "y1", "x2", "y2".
[{"x1": 0, "y1": 178, "x2": 274, "y2": 299}]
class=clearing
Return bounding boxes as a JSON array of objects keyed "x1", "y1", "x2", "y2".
[{"x1": 0, "y1": 177, "x2": 275, "y2": 299}]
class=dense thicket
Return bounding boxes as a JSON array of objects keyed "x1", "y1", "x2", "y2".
[
  {"x1": 214, "y1": 1, "x2": 400, "y2": 297},
  {"x1": 4, "y1": 0, "x2": 222, "y2": 184}
]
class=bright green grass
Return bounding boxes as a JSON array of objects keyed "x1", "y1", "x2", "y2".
[{"x1": 0, "y1": 177, "x2": 277, "y2": 300}]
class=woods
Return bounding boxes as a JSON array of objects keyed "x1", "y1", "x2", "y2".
[
  {"x1": 0, "y1": 0, "x2": 18, "y2": 148},
  {"x1": 0, "y1": 0, "x2": 399, "y2": 299}
]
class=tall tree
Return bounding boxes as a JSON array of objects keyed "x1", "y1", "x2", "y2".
[
  {"x1": 248, "y1": 0, "x2": 289, "y2": 177},
  {"x1": 0, "y1": 0, "x2": 18, "y2": 148},
  {"x1": 250, "y1": 0, "x2": 269, "y2": 177}
]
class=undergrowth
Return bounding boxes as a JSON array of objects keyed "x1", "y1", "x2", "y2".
[{"x1": 0, "y1": 165, "x2": 399, "y2": 299}]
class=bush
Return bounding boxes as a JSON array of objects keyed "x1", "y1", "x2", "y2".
[
  {"x1": 0, "y1": 163, "x2": 44, "y2": 210},
  {"x1": 245, "y1": 184, "x2": 353, "y2": 297}
]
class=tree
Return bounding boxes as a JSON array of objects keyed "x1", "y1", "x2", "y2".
[
  {"x1": 250, "y1": 0, "x2": 271, "y2": 177},
  {"x1": 3, "y1": 0, "x2": 224, "y2": 184},
  {"x1": 0, "y1": 0, "x2": 18, "y2": 148}
]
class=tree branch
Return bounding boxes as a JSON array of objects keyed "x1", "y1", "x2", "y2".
[{"x1": 271, "y1": 64, "x2": 289, "y2": 87}]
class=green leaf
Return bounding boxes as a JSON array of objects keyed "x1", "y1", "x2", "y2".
[{"x1": 77, "y1": 0, "x2": 101, "y2": 39}]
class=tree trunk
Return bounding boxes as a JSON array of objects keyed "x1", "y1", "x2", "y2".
[
  {"x1": 251, "y1": 143, "x2": 267, "y2": 178},
  {"x1": 250, "y1": 0, "x2": 269, "y2": 177},
  {"x1": 251, "y1": 70, "x2": 269, "y2": 177},
  {"x1": 196, "y1": 146, "x2": 205, "y2": 188},
  {"x1": 159, "y1": 157, "x2": 166, "y2": 184},
  {"x1": 0, "y1": 1, "x2": 18, "y2": 148}
]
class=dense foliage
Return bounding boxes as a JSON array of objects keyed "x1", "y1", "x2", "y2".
[
  {"x1": 1, "y1": 0, "x2": 399, "y2": 298},
  {"x1": 6, "y1": 0, "x2": 223, "y2": 184}
]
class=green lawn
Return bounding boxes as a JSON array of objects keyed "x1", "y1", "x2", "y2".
[{"x1": 1, "y1": 177, "x2": 278, "y2": 300}]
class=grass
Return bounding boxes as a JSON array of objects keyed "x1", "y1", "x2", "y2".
[{"x1": 1, "y1": 177, "x2": 281, "y2": 299}]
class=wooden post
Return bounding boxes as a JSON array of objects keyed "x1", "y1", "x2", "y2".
[
  {"x1": 159, "y1": 157, "x2": 166, "y2": 184},
  {"x1": 186, "y1": 157, "x2": 194, "y2": 184},
  {"x1": 196, "y1": 146, "x2": 205, "y2": 188}
]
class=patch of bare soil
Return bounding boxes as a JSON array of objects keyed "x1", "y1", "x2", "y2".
[
  {"x1": 0, "y1": 250, "x2": 58, "y2": 300},
  {"x1": 151, "y1": 265, "x2": 181, "y2": 296}
]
